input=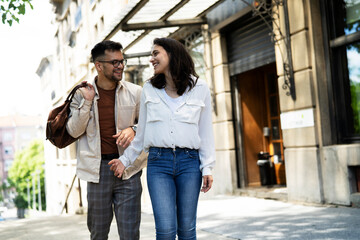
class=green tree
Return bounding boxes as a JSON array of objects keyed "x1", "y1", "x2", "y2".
[
  {"x1": 0, "y1": 0, "x2": 33, "y2": 26},
  {"x1": 8, "y1": 139, "x2": 46, "y2": 210},
  {"x1": 351, "y1": 81, "x2": 360, "y2": 134},
  {"x1": 0, "y1": 179, "x2": 4, "y2": 203}
]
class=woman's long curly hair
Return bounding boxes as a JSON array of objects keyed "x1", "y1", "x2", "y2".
[{"x1": 150, "y1": 38, "x2": 198, "y2": 95}]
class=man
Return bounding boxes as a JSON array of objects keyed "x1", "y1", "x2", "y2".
[{"x1": 66, "y1": 40, "x2": 146, "y2": 240}]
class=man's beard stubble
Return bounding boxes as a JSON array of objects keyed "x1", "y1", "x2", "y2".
[
  {"x1": 104, "y1": 70, "x2": 122, "y2": 83},
  {"x1": 111, "y1": 76, "x2": 121, "y2": 83}
]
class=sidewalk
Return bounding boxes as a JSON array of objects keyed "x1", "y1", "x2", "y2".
[
  {"x1": 1, "y1": 195, "x2": 360, "y2": 240},
  {"x1": 196, "y1": 195, "x2": 360, "y2": 239}
]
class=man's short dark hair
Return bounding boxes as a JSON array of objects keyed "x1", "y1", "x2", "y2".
[{"x1": 91, "y1": 40, "x2": 123, "y2": 62}]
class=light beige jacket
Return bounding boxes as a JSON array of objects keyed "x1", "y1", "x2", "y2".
[{"x1": 66, "y1": 78, "x2": 147, "y2": 183}]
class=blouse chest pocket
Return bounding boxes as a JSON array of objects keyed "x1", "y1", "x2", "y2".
[
  {"x1": 145, "y1": 98, "x2": 163, "y2": 123},
  {"x1": 177, "y1": 99, "x2": 205, "y2": 124}
]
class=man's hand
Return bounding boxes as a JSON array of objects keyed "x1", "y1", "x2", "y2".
[
  {"x1": 79, "y1": 81, "x2": 95, "y2": 101},
  {"x1": 201, "y1": 175, "x2": 213, "y2": 193},
  {"x1": 108, "y1": 159, "x2": 125, "y2": 178},
  {"x1": 113, "y1": 127, "x2": 135, "y2": 148}
]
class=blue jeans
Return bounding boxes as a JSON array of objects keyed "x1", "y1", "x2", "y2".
[{"x1": 147, "y1": 147, "x2": 202, "y2": 240}]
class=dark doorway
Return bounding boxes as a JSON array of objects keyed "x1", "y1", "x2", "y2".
[{"x1": 236, "y1": 63, "x2": 286, "y2": 186}]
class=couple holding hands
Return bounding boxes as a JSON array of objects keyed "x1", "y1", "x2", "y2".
[{"x1": 66, "y1": 37, "x2": 215, "y2": 240}]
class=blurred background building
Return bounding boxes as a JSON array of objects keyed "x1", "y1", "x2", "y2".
[
  {"x1": 38, "y1": 0, "x2": 360, "y2": 214},
  {"x1": 0, "y1": 115, "x2": 42, "y2": 189}
]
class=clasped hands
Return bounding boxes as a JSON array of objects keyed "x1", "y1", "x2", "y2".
[{"x1": 108, "y1": 127, "x2": 135, "y2": 178}]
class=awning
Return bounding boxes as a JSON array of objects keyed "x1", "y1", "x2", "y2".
[{"x1": 103, "y1": 0, "x2": 225, "y2": 59}]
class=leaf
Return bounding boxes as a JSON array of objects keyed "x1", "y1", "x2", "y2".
[
  {"x1": 0, "y1": 0, "x2": 34, "y2": 26},
  {"x1": 25, "y1": 0, "x2": 33, "y2": 9},
  {"x1": 11, "y1": 13, "x2": 18, "y2": 22},
  {"x1": 1, "y1": 12, "x2": 5, "y2": 23},
  {"x1": 18, "y1": 4, "x2": 25, "y2": 15},
  {"x1": 8, "y1": 1, "x2": 14, "y2": 10}
]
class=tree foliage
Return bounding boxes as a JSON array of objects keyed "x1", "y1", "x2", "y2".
[
  {"x1": 351, "y1": 81, "x2": 360, "y2": 134},
  {"x1": 0, "y1": 180, "x2": 4, "y2": 202},
  {"x1": 0, "y1": 0, "x2": 33, "y2": 26},
  {"x1": 8, "y1": 139, "x2": 45, "y2": 210},
  {"x1": 14, "y1": 194, "x2": 27, "y2": 208}
]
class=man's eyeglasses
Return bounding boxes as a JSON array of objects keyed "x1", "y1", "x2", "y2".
[{"x1": 98, "y1": 59, "x2": 127, "y2": 67}]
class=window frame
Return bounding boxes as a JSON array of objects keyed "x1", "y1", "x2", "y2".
[{"x1": 321, "y1": 0, "x2": 360, "y2": 143}]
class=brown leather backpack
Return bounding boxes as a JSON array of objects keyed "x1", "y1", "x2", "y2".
[{"x1": 46, "y1": 82, "x2": 87, "y2": 148}]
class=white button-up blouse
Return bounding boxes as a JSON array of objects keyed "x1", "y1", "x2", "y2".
[{"x1": 120, "y1": 78, "x2": 216, "y2": 176}]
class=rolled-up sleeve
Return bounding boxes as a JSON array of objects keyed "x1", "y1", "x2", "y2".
[
  {"x1": 198, "y1": 86, "x2": 216, "y2": 176},
  {"x1": 120, "y1": 89, "x2": 147, "y2": 168}
]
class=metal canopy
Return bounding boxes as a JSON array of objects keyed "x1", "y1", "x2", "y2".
[
  {"x1": 104, "y1": 0, "x2": 225, "y2": 58},
  {"x1": 122, "y1": 18, "x2": 207, "y2": 31}
]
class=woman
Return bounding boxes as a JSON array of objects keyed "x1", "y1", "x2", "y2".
[{"x1": 109, "y1": 37, "x2": 215, "y2": 240}]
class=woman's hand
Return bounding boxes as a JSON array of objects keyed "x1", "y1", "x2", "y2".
[
  {"x1": 113, "y1": 127, "x2": 135, "y2": 148},
  {"x1": 201, "y1": 175, "x2": 213, "y2": 193},
  {"x1": 108, "y1": 159, "x2": 125, "y2": 178}
]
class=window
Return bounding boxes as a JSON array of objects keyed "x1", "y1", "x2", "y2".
[
  {"x1": 323, "y1": 0, "x2": 360, "y2": 142},
  {"x1": 4, "y1": 159, "x2": 13, "y2": 172},
  {"x1": 99, "y1": 16, "x2": 104, "y2": 33},
  {"x1": 3, "y1": 132, "x2": 13, "y2": 141},
  {"x1": 184, "y1": 30, "x2": 206, "y2": 81},
  {"x1": 74, "y1": 4, "x2": 82, "y2": 29},
  {"x1": 21, "y1": 133, "x2": 31, "y2": 140},
  {"x1": 4, "y1": 146, "x2": 13, "y2": 155},
  {"x1": 94, "y1": 24, "x2": 98, "y2": 42}
]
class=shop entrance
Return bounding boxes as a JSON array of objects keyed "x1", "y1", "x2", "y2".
[{"x1": 236, "y1": 63, "x2": 286, "y2": 187}]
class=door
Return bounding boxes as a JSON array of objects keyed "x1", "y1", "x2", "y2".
[
  {"x1": 237, "y1": 63, "x2": 285, "y2": 186},
  {"x1": 265, "y1": 69, "x2": 286, "y2": 185}
]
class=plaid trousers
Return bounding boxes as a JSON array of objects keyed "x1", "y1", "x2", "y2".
[{"x1": 87, "y1": 159, "x2": 142, "y2": 240}]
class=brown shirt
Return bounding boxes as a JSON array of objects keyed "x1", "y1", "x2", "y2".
[{"x1": 97, "y1": 83, "x2": 118, "y2": 155}]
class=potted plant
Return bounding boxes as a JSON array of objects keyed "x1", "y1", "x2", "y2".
[{"x1": 14, "y1": 194, "x2": 27, "y2": 218}]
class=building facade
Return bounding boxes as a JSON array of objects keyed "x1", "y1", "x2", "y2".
[
  {"x1": 0, "y1": 115, "x2": 43, "y2": 187},
  {"x1": 41, "y1": 0, "x2": 360, "y2": 214}
]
